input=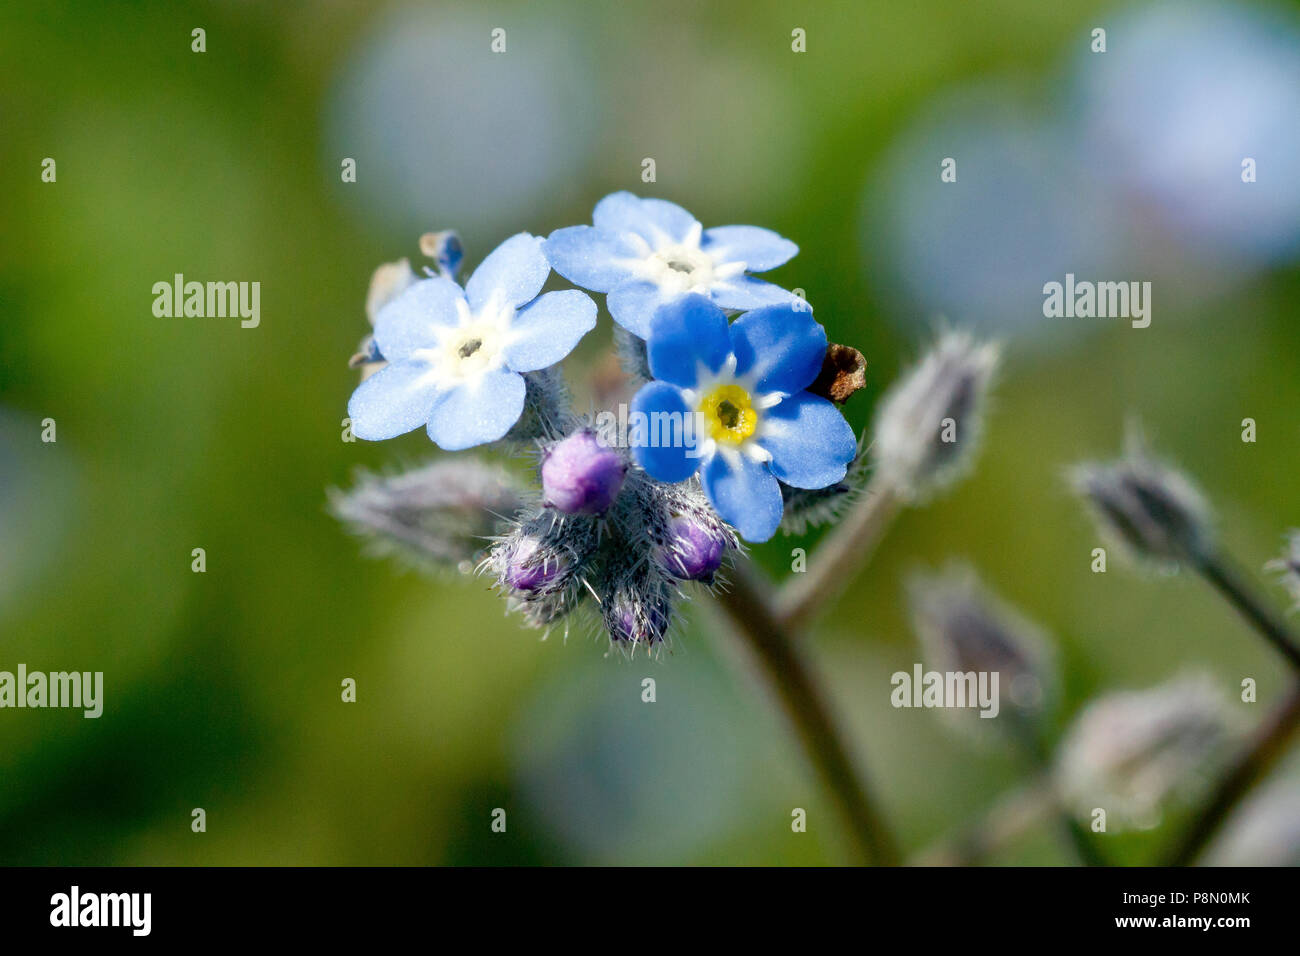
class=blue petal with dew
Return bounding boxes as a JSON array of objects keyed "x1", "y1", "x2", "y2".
[
  {"x1": 646, "y1": 295, "x2": 731, "y2": 389},
  {"x1": 701, "y1": 453, "x2": 784, "y2": 542},
  {"x1": 630, "y1": 382, "x2": 700, "y2": 483},
  {"x1": 759, "y1": 392, "x2": 856, "y2": 489},
  {"x1": 425, "y1": 367, "x2": 526, "y2": 450}
]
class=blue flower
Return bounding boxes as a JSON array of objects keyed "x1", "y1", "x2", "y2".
[
  {"x1": 544, "y1": 192, "x2": 804, "y2": 338},
  {"x1": 629, "y1": 295, "x2": 855, "y2": 542},
  {"x1": 348, "y1": 233, "x2": 596, "y2": 449}
]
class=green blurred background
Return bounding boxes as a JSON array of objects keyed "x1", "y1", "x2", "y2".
[{"x1": 2, "y1": 0, "x2": 1298, "y2": 865}]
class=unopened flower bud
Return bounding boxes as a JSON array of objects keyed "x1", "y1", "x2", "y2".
[
  {"x1": 503, "y1": 536, "x2": 568, "y2": 594},
  {"x1": 871, "y1": 332, "x2": 998, "y2": 501},
  {"x1": 606, "y1": 592, "x2": 671, "y2": 648},
  {"x1": 364, "y1": 258, "x2": 418, "y2": 326},
  {"x1": 658, "y1": 514, "x2": 728, "y2": 582},
  {"x1": 419, "y1": 230, "x2": 464, "y2": 279},
  {"x1": 542, "y1": 430, "x2": 626, "y2": 515},
  {"x1": 330, "y1": 458, "x2": 527, "y2": 569},
  {"x1": 353, "y1": 258, "x2": 418, "y2": 377},
  {"x1": 1055, "y1": 672, "x2": 1238, "y2": 831},
  {"x1": 1070, "y1": 430, "x2": 1213, "y2": 565},
  {"x1": 908, "y1": 565, "x2": 1053, "y2": 720}
]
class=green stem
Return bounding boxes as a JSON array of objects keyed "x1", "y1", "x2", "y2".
[
  {"x1": 715, "y1": 564, "x2": 901, "y2": 865},
  {"x1": 775, "y1": 479, "x2": 902, "y2": 631},
  {"x1": 1005, "y1": 713, "x2": 1107, "y2": 867},
  {"x1": 1193, "y1": 553, "x2": 1300, "y2": 673},
  {"x1": 1164, "y1": 679, "x2": 1300, "y2": 866},
  {"x1": 1161, "y1": 549, "x2": 1300, "y2": 865}
]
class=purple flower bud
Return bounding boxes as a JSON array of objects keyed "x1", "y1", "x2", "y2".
[
  {"x1": 608, "y1": 597, "x2": 669, "y2": 646},
  {"x1": 542, "y1": 430, "x2": 626, "y2": 515},
  {"x1": 659, "y1": 514, "x2": 726, "y2": 582},
  {"x1": 503, "y1": 537, "x2": 567, "y2": 594}
]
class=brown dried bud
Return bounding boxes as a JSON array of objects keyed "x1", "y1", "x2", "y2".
[{"x1": 807, "y1": 344, "x2": 867, "y2": 404}]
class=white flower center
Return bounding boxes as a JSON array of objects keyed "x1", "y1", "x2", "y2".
[
  {"x1": 629, "y1": 222, "x2": 745, "y2": 295},
  {"x1": 414, "y1": 297, "x2": 511, "y2": 386}
]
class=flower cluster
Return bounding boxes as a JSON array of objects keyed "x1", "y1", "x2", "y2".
[{"x1": 337, "y1": 193, "x2": 857, "y2": 653}]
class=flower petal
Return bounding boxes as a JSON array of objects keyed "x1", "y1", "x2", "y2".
[
  {"x1": 759, "y1": 392, "x2": 856, "y2": 489},
  {"x1": 543, "y1": 225, "x2": 641, "y2": 293},
  {"x1": 372, "y1": 277, "x2": 463, "y2": 361},
  {"x1": 347, "y1": 359, "x2": 440, "y2": 441},
  {"x1": 630, "y1": 381, "x2": 701, "y2": 482},
  {"x1": 503, "y1": 290, "x2": 597, "y2": 372},
  {"x1": 593, "y1": 191, "x2": 698, "y2": 245},
  {"x1": 606, "y1": 278, "x2": 674, "y2": 339},
  {"x1": 701, "y1": 452, "x2": 784, "y2": 542},
  {"x1": 464, "y1": 232, "x2": 549, "y2": 312},
  {"x1": 425, "y1": 367, "x2": 526, "y2": 451},
  {"x1": 646, "y1": 294, "x2": 731, "y2": 388},
  {"x1": 709, "y1": 275, "x2": 806, "y2": 312},
  {"x1": 729, "y1": 304, "x2": 828, "y2": 394},
  {"x1": 702, "y1": 225, "x2": 798, "y2": 272}
]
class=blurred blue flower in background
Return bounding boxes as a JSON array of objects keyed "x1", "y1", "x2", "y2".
[
  {"x1": 866, "y1": 0, "x2": 1300, "y2": 341},
  {"x1": 326, "y1": 5, "x2": 603, "y2": 241},
  {"x1": 1074, "y1": 0, "x2": 1300, "y2": 266},
  {"x1": 864, "y1": 84, "x2": 1120, "y2": 340}
]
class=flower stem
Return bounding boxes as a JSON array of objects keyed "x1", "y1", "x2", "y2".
[
  {"x1": 776, "y1": 479, "x2": 902, "y2": 630},
  {"x1": 1192, "y1": 553, "x2": 1300, "y2": 673},
  {"x1": 714, "y1": 564, "x2": 901, "y2": 865},
  {"x1": 1160, "y1": 550, "x2": 1300, "y2": 864},
  {"x1": 1004, "y1": 712, "x2": 1108, "y2": 866},
  {"x1": 1164, "y1": 678, "x2": 1300, "y2": 865}
]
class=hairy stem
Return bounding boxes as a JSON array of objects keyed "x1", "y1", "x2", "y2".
[
  {"x1": 1005, "y1": 713, "x2": 1107, "y2": 867},
  {"x1": 1193, "y1": 553, "x2": 1300, "y2": 673},
  {"x1": 1161, "y1": 549, "x2": 1300, "y2": 864},
  {"x1": 1165, "y1": 679, "x2": 1300, "y2": 866},
  {"x1": 776, "y1": 479, "x2": 902, "y2": 630},
  {"x1": 715, "y1": 564, "x2": 901, "y2": 865}
]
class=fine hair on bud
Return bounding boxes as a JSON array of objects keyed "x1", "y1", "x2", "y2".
[
  {"x1": 599, "y1": 549, "x2": 675, "y2": 655},
  {"x1": 1069, "y1": 427, "x2": 1213, "y2": 566},
  {"x1": 907, "y1": 563, "x2": 1055, "y2": 724},
  {"x1": 330, "y1": 458, "x2": 527, "y2": 572},
  {"x1": 643, "y1": 476, "x2": 739, "y2": 584},
  {"x1": 613, "y1": 324, "x2": 652, "y2": 384},
  {"x1": 505, "y1": 366, "x2": 577, "y2": 444},
  {"x1": 1055, "y1": 671, "x2": 1240, "y2": 831},
  {"x1": 871, "y1": 331, "x2": 999, "y2": 501},
  {"x1": 487, "y1": 510, "x2": 600, "y2": 630}
]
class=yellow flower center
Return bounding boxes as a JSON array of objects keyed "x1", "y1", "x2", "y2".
[{"x1": 699, "y1": 384, "x2": 758, "y2": 445}]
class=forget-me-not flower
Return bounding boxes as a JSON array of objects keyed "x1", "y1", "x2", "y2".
[
  {"x1": 544, "y1": 192, "x2": 803, "y2": 338},
  {"x1": 348, "y1": 233, "x2": 596, "y2": 449},
  {"x1": 630, "y1": 295, "x2": 855, "y2": 542}
]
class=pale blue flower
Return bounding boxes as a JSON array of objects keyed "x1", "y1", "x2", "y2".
[
  {"x1": 348, "y1": 233, "x2": 596, "y2": 449},
  {"x1": 545, "y1": 192, "x2": 803, "y2": 338}
]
